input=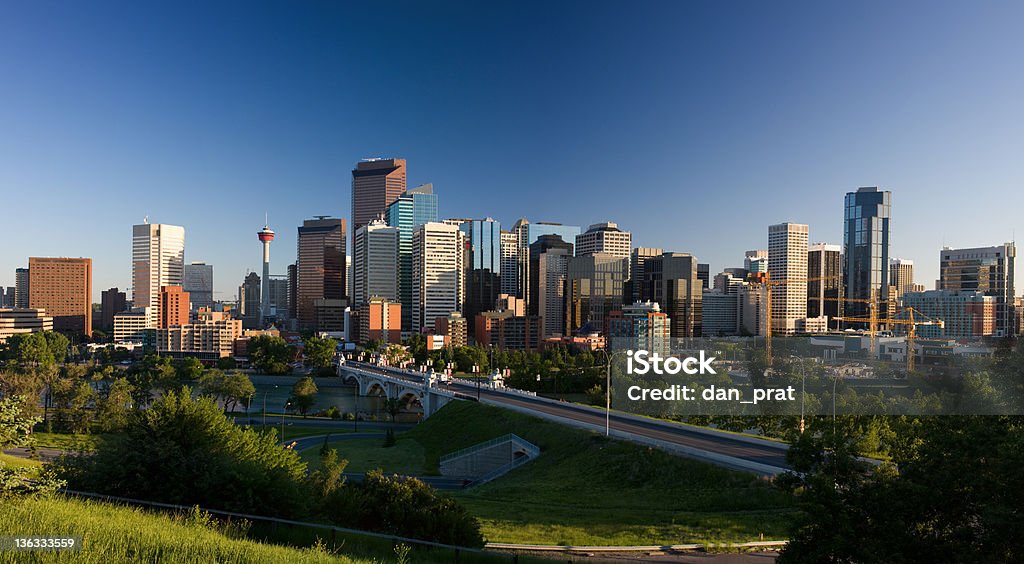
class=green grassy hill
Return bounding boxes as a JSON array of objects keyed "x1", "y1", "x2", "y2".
[
  {"x1": 318, "y1": 401, "x2": 796, "y2": 546},
  {"x1": 0, "y1": 496, "x2": 370, "y2": 564}
]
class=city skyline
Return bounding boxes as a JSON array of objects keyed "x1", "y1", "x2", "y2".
[{"x1": 3, "y1": 1, "x2": 1024, "y2": 299}]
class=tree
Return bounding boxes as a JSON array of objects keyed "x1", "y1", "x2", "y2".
[
  {"x1": 249, "y1": 335, "x2": 294, "y2": 375},
  {"x1": 289, "y1": 376, "x2": 318, "y2": 416},
  {"x1": 382, "y1": 344, "x2": 411, "y2": 367},
  {"x1": 97, "y1": 377, "x2": 134, "y2": 432},
  {"x1": 51, "y1": 378, "x2": 95, "y2": 434},
  {"x1": 199, "y1": 370, "x2": 256, "y2": 414},
  {"x1": 56, "y1": 388, "x2": 310, "y2": 518},
  {"x1": 308, "y1": 448, "x2": 348, "y2": 499},
  {"x1": 43, "y1": 331, "x2": 70, "y2": 364},
  {"x1": 382, "y1": 397, "x2": 403, "y2": 422},
  {"x1": 303, "y1": 336, "x2": 338, "y2": 370},
  {"x1": 5, "y1": 332, "x2": 54, "y2": 367},
  {"x1": 0, "y1": 395, "x2": 65, "y2": 497},
  {"x1": 778, "y1": 416, "x2": 1024, "y2": 563},
  {"x1": 175, "y1": 357, "x2": 205, "y2": 382}
]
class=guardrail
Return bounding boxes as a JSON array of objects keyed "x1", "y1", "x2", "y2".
[
  {"x1": 485, "y1": 540, "x2": 787, "y2": 553},
  {"x1": 439, "y1": 433, "x2": 539, "y2": 464}
]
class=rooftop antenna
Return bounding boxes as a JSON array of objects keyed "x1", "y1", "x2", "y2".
[
  {"x1": 265, "y1": 212, "x2": 269, "y2": 228},
  {"x1": 144, "y1": 215, "x2": 149, "y2": 224}
]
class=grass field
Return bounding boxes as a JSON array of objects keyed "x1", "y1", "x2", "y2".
[
  {"x1": 319, "y1": 401, "x2": 796, "y2": 546},
  {"x1": 29, "y1": 432, "x2": 106, "y2": 451},
  {"x1": 300, "y1": 437, "x2": 425, "y2": 475},
  {"x1": 0, "y1": 496, "x2": 548, "y2": 564},
  {"x1": 0, "y1": 452, "x2": 43, "y2": 469},
  {"x1": 0, "y1": 496, "x2": 369, "y2": 564}
]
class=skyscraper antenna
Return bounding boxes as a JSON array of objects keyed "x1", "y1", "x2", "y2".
[{"x1": 265, "y1": 212, "x2": 269, "y2": 228}]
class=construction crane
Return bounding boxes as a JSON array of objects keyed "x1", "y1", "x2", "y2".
[
  {"x1": 832, "y1": 307, "x2": 943, "y2": 372},
  {"x1": 815, "y1": 295, "x2": 880, "y2": 355}
]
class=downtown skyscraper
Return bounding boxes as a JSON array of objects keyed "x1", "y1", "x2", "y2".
[
  {"x1": 132, "y1": 222, "x2": 185, "y2": 328},
  {"x1": 843, "y1": 187, "x2": 891, "y2": 324},
  {"x1": 411, "y1": 222, "x2": 465, "y2": 334},
  {"x1": 460, "y1": 218, "x2": 502, "y2": 339},
  {"x1": 386, "y1": 183, "x2": 438, "y2": 334},
  {"x1": 352, "y1": 218, "x2": 399, "y2": 307},
  {"x1": 807, "y1": 243, "x2": 842, "y2": 321},
  {"x1": 351, "y1": 158, "x2": 407, "y2": 232},
  {"x1": 295, "y1": 217, "x2": 346, "y2": 330},
  {"x1": 512, "y1": 219, "x2": 580, "y2": 311},
  {"x1": 768, "y1": 223, "x2": 809, "y2": 335}
]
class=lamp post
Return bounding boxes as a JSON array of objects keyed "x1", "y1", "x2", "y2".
[
  {"x1": 832, "y1": 375, "x2": 838, "y2": 435},
  {"x1": 798, "y1": 360, "x2": 806, "y2": 434},
  {"x1": 596, "y1": 349, "x2": 617, "y2": 437},
  {"x1": 281, "y1": 401, "x2": 291, "y2": 441}
]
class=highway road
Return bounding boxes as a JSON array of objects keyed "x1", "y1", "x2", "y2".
[{"x1": 347, "y1": 363, "x2": 791, "y2": 472}]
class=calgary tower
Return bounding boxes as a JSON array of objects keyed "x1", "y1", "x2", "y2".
[{"x1": 257, "y1": 220, "x2": 274, "y2": 326}]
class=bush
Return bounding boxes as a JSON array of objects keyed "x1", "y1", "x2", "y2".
[
  {"x1": 322, "y1": 470, "x2": 484, "y2": 548},
  {"x1": 57, "y1": 388, "x2": 310, "y2": 518}
]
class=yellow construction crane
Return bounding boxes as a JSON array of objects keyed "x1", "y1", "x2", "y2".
[{"x1": 832, "y1": 307, "x2": 943, "y2": 372}]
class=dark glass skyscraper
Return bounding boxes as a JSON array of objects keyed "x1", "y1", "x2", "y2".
[
  {"x1": 460, "y1": 218, "x2": 501, "y2": 339},
  {"x1": 296, "y1": 217, "x2": 346, "y2": 330},
  {"x1": 843, "y1": 187, "x2": 891, "y2": 324}
]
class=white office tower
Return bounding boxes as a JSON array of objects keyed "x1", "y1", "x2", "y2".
[
  {"x1": 132, "y1": 221, "x2": 185, "y2": 328},
  {"x1": 353, "y1": 218, "x2": 400, "y2": 307},
  {"x1": 412, "y1": 222, "x2": 465, "y2": 333},
  {"x1": 575, "y1": 222, "x2": 632, "y2": 259},
  {"x1": 768, "y1": 222, "x2": 808, "y2": 335}
]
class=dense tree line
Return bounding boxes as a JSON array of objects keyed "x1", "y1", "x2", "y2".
[
  {"x1": 55, "y1": 390, "x2": 484, "y2": 547},
  {"x1": 775, "y1": 341, "x2": 1024, "y2": 562}
]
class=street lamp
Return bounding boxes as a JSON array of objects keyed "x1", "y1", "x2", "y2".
[
  {"x1": 281, "y1": 401, "x2": 292, "y2": 441},
  {"x1": 832, "y1": 375, "x2": 839, "y2": 436},
  {"x1": 596, "y1": 349, "x2": 619, "y2": 437},
  {"x1": 262, "y1": 384, "x2": 280, "y2": 430},
  {"x1": 353, "y1": 381, "x2": 359, "y2": 433},
  {"x1": 796, "y1": 358, "x2": 806, "y2": 434}
]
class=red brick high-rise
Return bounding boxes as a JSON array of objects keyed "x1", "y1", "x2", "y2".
[
  {"x1": 28, "y1": 257, "x2": 92, "y2": 336},
  {"x1": 160, "y1": 285, "x2": 191, "y2": 328}
]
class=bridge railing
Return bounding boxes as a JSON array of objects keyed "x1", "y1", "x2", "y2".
[{"x1": 439, "y1": 433, "x2": 539, "y2": 464}]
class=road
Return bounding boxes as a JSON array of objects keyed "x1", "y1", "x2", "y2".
[{"x1": 349, "y1": 362, "x2": 791, "y2": 473}]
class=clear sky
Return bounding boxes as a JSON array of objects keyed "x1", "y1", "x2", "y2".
[{"x1": 2, "y1": 0, "x2": 1022, "y2": 301}]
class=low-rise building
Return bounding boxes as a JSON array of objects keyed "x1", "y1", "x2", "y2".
[
  {"x1": 113, "y1": 307, "x2": 153, "y2": 344},
  {"x1": 434, "y1": 312, "x2": 467, "y2": 347},
  {"x1": 0, "y1": 308, "x2": 53, "y2": 342},
  {"x1": 609, "y1": 301, "x2": 671, "y2": 355},
  {"x1": 157, "y1": 310, "x2": 243, "y2": 360}
]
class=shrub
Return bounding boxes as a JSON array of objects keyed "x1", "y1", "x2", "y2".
[
  {"x1": 57, "y1": 388, "x2": 310, "y2": 518},
  {"x1": 322, "y1": 470, "x2": 484, "y2": 548}
]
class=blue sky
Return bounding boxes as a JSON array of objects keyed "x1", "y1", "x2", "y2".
[{"x1": 2, "y1": 0, "x2": 1022, "y2": 301}]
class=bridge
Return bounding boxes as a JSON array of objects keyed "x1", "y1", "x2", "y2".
[
  {"x1": 343, "y1": 361, "x2": 791, "y2": 476},
  {"x1": 338, "y1": 362, "x2": 456, "y2": 417}
]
